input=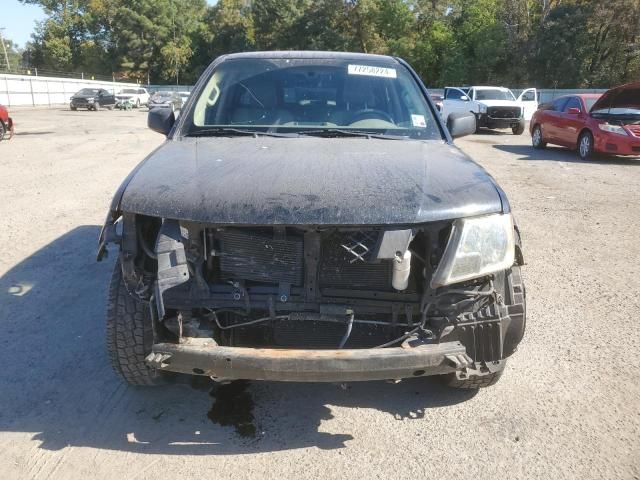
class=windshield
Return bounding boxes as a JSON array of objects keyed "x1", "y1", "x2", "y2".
[
  {"x1": 475, "y1": 89, "x2": 515, "y2": 101},
  {"x1": 78, "y1": 88, "x2": 99, "y2": 95},
  {"x1": 183, "y1": 57, "x2": 441, "y2": 140},
  {"x1": 584, "y1": 97, "x2": 600, "y2": 111},
  {"x1": 153, "y1": 92, "x2": 173, "y2": 98}
]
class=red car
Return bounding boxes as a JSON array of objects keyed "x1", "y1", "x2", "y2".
[
  {"x1": 0, "y1": 104, "x2": 14, "y2": 141},
  {"x1": 530, "y1": 82, "x2": 640, "y2": 159}
]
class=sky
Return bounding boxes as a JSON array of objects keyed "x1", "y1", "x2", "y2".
[
  {"x1": 1, "y1": 0, "x2": 46, "y2": 47},
  {"x1": 1, "y1": 0, "x2": 218, "y2": 48}
]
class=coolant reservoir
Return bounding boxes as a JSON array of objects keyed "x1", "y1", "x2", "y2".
[{"x1": 392, "y1": 250, "x2": 412, "y2": 291}]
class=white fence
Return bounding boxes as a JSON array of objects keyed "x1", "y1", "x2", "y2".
[{"x1": 0, "y1": 73, "x2": 140, "y2": 107}]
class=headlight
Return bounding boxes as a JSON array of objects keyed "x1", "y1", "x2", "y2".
[
  {"x1": 431, "y1": 213, "x2": 515, "y2": 288},
  {"x1": 598, "y1": 123, "x2": 628, "y2": 136},
  {"x1": 478, "y1": 103, "x2": 487, "y2": 113}
]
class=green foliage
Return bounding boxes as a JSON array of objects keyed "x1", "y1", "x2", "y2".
[{"x1": 18, "y1": 0, "x2": 640, "y2": 87}]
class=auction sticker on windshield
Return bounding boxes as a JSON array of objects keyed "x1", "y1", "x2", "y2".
[
  {"x1": 411, "y1": 114, "x2": 427, "y2": 128},
  {"x1": 348, "y1": 64, "x2": 397, "y2": 78}
]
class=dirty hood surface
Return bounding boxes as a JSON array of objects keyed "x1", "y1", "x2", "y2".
[{"x1": 119, "y1": 137, "x2": 504, "y2": 225}]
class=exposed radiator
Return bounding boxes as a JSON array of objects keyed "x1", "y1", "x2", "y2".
[
  {"x1": 219, "y1": 230, "x2": 304, "y2": 285},
  {"x1": 319, "y1": 232, "x2": 392, "y2": 291}
]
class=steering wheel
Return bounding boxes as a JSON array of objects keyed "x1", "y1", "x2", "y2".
[{"x1": 349, "y1": 109, "x2": 394, "y2": 125}]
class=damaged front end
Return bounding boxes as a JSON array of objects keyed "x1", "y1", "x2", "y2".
[{"x1": 99, "y1": 212, "x2": 525, "y2": 383}]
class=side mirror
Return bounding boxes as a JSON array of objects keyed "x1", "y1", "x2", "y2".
[
  {"x1": 567, "y1": 107, "x2": 581, "y2": 115},
  {"x1": 460, "y1": 95, "x2": 469, "y2": 101},
  {"x1": 148, "y1": 108, "x2": 175, "y2": 136},
  {"x1": 447, "y1": 112, "x2": 476, "y2": 139}
]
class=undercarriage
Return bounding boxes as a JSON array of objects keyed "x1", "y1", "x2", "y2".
[{"x1": 103, "y1": 213, "x2": 525, "y2": 384}]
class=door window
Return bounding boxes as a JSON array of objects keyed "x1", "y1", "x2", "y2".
[
  {"x1": 552, "y1": 97, "x2": 570, "y2": 112},
  {"x1": 445, "y1": 88, "x2": 467, "y2": 100},
  {"x1": 563, "y1": 97, "x2": 581, "y2": 112},
  {"x1": 521, "y1": 90, "x2": 536, "y2": 101}
]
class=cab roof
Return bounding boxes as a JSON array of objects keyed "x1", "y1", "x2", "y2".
[{"x1": 222, "y1": 50, "x2": 400, "y2": 64}]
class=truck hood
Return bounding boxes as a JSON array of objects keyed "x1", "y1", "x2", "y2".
[
  {"x1": 477, "y1": 99, "x2": 520, "y2": 107},
  {"x1": 118, "y1": 137, "x2": 505, "y2": 225}
]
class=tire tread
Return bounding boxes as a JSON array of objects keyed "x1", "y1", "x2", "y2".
[{"x1": 106, "y1": 262, "x2": 162, "y2": 386}]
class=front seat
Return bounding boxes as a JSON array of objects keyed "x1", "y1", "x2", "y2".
[{"x1": 229, "y1": 81, "x2": 293, "y2": 125}]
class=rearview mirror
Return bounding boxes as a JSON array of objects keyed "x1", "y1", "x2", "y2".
[
  {"x1": 447, "y1": 112, "x2": 476, "y2": 139},
  {"x1": 567, "y1": 107, "x2": 581, "y2": 115},
  {"x1": 460, "y1": 95, "x2": 469, "y2": 101},
  {"x1": 148, "y1": 108, "x2": 175, "y2": 136}
]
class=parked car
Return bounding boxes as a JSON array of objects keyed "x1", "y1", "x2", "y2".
[
  {"x1": 441, "y1": 86, "x2": 536, "y2": 135},
  {"x1": 98, "y1": 51, "x2": 525, "y2": 390},
  {"x1": 70, "y1": 88, "x2": 116, "y2": 111},
  {"x1": 0, "y1": 104, "x2": 14, "y2": 141},
  {"x1": 148, "y1": 91, "x2": 183, "y2": 112},
  {"x1": 530, "y1": 82, "x2": 640, "y2": 159},
  {"x1": 115, "y1": 87, "x2": 150, "y2": 108}
]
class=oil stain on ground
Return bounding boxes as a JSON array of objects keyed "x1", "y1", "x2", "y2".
[{"x1": 208, "y1": 381, "x2": 256, "y2": 438}]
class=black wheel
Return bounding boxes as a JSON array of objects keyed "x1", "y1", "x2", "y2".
[
  {"x1": 442, "y1": 367, "x2": 505, "y2": 389},
  {"x1": 70, "y1": 105, "x2": 77, "y2": 111},
  {"x1": 578, "y1": 131, "x2": 594, "y2": 160},
  {"x1": 106, "y1": 259, "x2": 164, "y2": 386},
  {"x1": 0, "y1": 121, "x2": 5, "y2": 141},
  {"x1": 532, "y1": 124, "x2": 546, "y2": 149},
  {"x1": 512, "y1": 122, "x2": 525, "y2": 135}
]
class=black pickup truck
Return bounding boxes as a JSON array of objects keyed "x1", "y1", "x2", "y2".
[{"x1": 98, "y1": 51, "x2": 526, "y2": 390}]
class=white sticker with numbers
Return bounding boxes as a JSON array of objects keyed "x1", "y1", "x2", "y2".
[
  {"x1": 348, "y1": 64, "x2": 397, "y2": 78},
  {"x1": 411, "y1": 114, "x2": 427, "y2": 128}
]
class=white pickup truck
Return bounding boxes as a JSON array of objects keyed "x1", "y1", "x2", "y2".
[{"x1": 441, "y1": 86, "x2": 538, "y2": 135}]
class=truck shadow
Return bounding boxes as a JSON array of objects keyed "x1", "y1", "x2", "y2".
[
  {"x1": 493, "y1": 144, "x2": 640, "y2": 166},
  {"x1": 0, "y1": 226, "x2": 477, "y2": 456}
]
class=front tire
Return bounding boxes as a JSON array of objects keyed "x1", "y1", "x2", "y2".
[
  {"x1": 442, "y1": 366, "x2": 505, "y2": 389},
  {"x1": 106, "y1": 260, "x2": 164, "y2": 386},
  {"x1": 578, "y1": 131, "x2": 594, "y2": 160},
  {"x1": 512, "y1": 121, "x2": 525, "y2": 135},
  {"x1": 532, "y1": 124, "x2": 546, "y2": 148},
  {"x1": 0, "y1": 121, "x2": 5, "y2": 141}
]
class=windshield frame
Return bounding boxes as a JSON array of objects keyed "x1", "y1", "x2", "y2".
[{"x1": 172, "y1": 54, "x2": 448, "y2": 142}]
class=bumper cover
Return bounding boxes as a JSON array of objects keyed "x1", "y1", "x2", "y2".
[
  {"x1": 476, "y1": 113, "x2": 523, "y2": 129},
  {"x1": 594, "y1": 133, "x2": 640, "y2": 156},
  {"x1": 147, "y1": 340, "x2": 472, "y2": 382}
]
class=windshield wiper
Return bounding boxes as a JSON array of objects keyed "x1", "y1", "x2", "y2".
[
  {"x1": 186, "y1": 127, "x2": 294, "y2": 138},
  {"x1": 298, "y1": 128, "x2": 403, "y2": 140}
]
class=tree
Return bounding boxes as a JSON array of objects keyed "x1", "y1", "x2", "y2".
[{"x1": 16, "y1": 0, "x2": 640, "y2": 88}]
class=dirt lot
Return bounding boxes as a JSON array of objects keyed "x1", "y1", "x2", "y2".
[{"x1": 1, "y1": 108, "x2": 639, "y2": 480}]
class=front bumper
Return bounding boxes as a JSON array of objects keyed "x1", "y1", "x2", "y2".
[
  {"x1": 147, "y1": 339, "x2": 472, "y2": 382},
  {"x1": 70, "y1": 100, "x2": 94, "y2": 108},
  {"x1": 476, "y1": 113, "x2": 523, "y2": 129},
  {"x1": 594, "y1": 132, "x2": 640, "y2": 156}
]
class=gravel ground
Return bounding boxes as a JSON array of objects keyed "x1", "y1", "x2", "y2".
[{"x1": 1, "y1": 108, "x2": 639, "y2": 480}]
